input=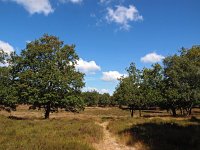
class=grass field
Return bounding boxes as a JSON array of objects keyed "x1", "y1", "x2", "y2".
[
  {"x1": 0, "y1": 110, "x2": 103, "y2": 150},
  {"x1": 0, "y1": 106, "x2": 200, "y2": 150},
  {"x1": 107, "y1": 117, "x2": 200, "y2": 150}
]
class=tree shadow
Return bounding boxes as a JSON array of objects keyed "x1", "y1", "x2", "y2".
[
  {"x1": 190, "y1": 116, "x2": 200, "y2": 124},
  {"x1": 119, "y1": 122, "x2": 200, "y2": 150},
  {"x1": 193, "y1": 110, "x2": 200, "y2": 114},
  {"x1": 142, "y1": 114, "x2": 172, "y2": 118},
  {"x1": 142, "y1": 110, "x2": 165, "y2": 114},
  {"x1": 8, "y1": 116, "x2": 29, "y2": 120},
  {"x1": 8, "y1": 116, "x2": 44, "y2": 120}
]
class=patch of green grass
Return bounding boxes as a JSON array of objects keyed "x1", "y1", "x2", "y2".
[
  {"x1": 108, "y1": 117, "x2": 200, "y2": 150},
  {"x1": 0, "y1": 115, "x2": 103, "y2": 150}
]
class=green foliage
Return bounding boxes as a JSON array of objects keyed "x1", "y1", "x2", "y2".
[
  {"x1": 0, "y1": 50, "x2": 8, "y2": 63},
  {"x1": 141, "y1": 63, "x2": 163, "y2": 107},
  {"x1": 98, "y1": 93, "x2": 110, "y2": 107},
  {"x1": 82, "y1": 91, "x2": 111, "y2": 107},
  {"x1": 0, "y1": 50, "x2": 18, "y2": 111},
  {"x1": 113, "y1": 63, "x2": 163, "y2": 117},
  {"x1": 163, "y1": 46, "x2": 200, "y2": 116},
  {"x1": 12, "y1": 35, "x2": 85, "y2": 118},
  {"x1": 82, "y1": 91, "x2": 100, "y2": 106},
  {"x1": 113, "y1": 63, "x2": 141, "y2": 107},
  {"x1": 114, "y1": 46, "x2": 200, "y2": 117}
]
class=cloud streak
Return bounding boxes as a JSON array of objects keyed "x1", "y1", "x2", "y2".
[{"x1": 59, "y1": 0, "x2": 83, "y2": 4}]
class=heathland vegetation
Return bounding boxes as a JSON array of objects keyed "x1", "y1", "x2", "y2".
[{"x1": 0, "y1": 35, "x2": 200, "y2": 150}]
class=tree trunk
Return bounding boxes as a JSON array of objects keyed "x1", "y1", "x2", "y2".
[
  {"x1": 186, "y1": 105, "x2": 193, "y2": 116},
  {"x1": 171, "y1": 108, "x2": 176, "y2": 117},
  {"x1": 180, "y1": 108, "x2": 183, "y2": 115},
  {"x1": 139, "y1": 109, "x2": 142, "y2": 117},
  {"x1": 130, "y1": 105, "x2": 134, "y2": 117},
  {"x1": 45, "y1": 102, "x2": 51, "y2": 119},
  {"x1": 188, "y1": 108, "x2": 192, "y2": 116},
  {"x1": 130, "y1": 107, "x2": 134, "y2": 117}
]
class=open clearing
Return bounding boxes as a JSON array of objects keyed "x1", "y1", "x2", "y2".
[{"x1": 0, "y1": 106, "x2": 200, "y2": 150}]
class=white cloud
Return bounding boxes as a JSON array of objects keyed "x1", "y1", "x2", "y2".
[
  {"x1": 99, "y1": 0, "x2": 106, "y2": 3},
  {"x1": 83, "y1": 87, "x2": 109, "y2": 94},
  {"x1": 4, "y1": 0, "x2": 54, "y2": 15},
  {"x1": 76, "y1": 58, "x2": 101, "y2": 74},
  {"x1": 141, "y1": 52, "x2": 165, "y2": 63},
  {"x1": 99, "y1": 0, "x2": 113, "y2": 4},
  {"x1": 99, "y1": 0, "x2": 124, "y2": 5},
  {"x1": 0, "y1": 40, "x2": 14, "y2": 55},
  {"x1": 102, "y1": 71, "x2": 127, "y2": 82},
  {"x1": 59, "y1": 0, "x2": 82, "y2": 4},
  {"x1": 26, "y1": 40, "x2": 31, "y2": 43},
  {"x1": 106, "y1": 5, "x2": 143, "y2": 30},
  {"x1": 100, "y1": 89, "x2": 109, "y2": 93},
  {"x1": 0, "y1": 40, "x2": 15, "y2": 66}
]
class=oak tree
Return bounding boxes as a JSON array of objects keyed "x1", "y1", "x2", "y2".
[{"x1": 14, "y1": 35, "x2": 85, "y2": 119}]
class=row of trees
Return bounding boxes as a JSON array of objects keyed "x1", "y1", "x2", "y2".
[
  {"x1": 0, "y1": 35, "x2": 85, "y2": 119},
  {"x1": 113, "y1": 46, "x2": 200, "y2": 117},
  {"x1": 82, "y1": 91, "x2": 111, "y2": 107},
  {"x1": 1, "y1": 34, "x2": 199, "y2": 118}
]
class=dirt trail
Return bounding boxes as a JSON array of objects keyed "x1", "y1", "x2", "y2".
[{"x1": 94, "y1": 121, "x2": 135, "y2": 150}]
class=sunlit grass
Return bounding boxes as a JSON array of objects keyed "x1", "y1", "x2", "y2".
[
  {"x1": 1, "y1": 106, "x2": 200, "y2": 150},
  {"x1": 0, "y1": 115, "x2": 103, "y2": 150}
]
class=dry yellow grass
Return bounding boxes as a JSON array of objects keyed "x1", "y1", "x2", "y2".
[{"x1": 1, "y1": 106, "x2": 200, "y2": 150}]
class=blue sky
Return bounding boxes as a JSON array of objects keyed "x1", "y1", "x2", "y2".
[{"x1": 0, "y1": 0, "x2": 200, "y2": 94}]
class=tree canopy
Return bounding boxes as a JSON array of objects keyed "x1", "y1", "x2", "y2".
[
  {"x1": 0, "y1": 50, "x2": 18, "y2": 112},
  {"x1": 113, "y1": 46, "x2": 200, "y2": 117},
  {"x1": 12, "y1": 35, "x2": 85, "y2": 118},
  {"x1": 163, "y1": 46, "x2": 200, "y2": 116}
]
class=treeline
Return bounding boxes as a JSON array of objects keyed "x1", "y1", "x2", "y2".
[
  {"x1": 0, "y1": 34, "x2": 200, "y2": 118},
  {"x1": 82, "y1": 91, "x2": 111, "y2": 107},
  {"x1": 113, "y1": 46, "x2": 200, "y2": 117}
]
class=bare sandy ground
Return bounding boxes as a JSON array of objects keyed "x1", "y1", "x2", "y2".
[{"x1": 94, "y1": 121, "x2": 135, "y2": 150}]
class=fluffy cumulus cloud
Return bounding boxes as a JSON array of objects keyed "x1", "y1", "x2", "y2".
[
  {"x1": 76, "y1": 58, "x2": 101, "y2": 74},
  {"x1": 106, "y1": 5, "x2": 143, "y2": 30},
  {"x1": 141, "y1": 52, "x2": 165, "y2": 63},
  {"x1": 0, "y1": 40, "x2": 14, "y2": 54},
  {"x1": 2, "y1": 0, "x2": 84, "y2": 15},
  {"x1": 83, "y1": 87, "x2": 109, "y2": 94},
  {"x1": 102, "y1": 71, "x2": 126, "y2": 82},
  {"x1": 3, "y1": 0, "x2": 54, "y2": 15}
]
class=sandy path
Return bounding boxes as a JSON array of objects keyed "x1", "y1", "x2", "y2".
[{"x1": 94, "y1": 121, "x2": 135, "y2": 150}]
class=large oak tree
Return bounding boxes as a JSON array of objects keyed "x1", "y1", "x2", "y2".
[{"x1": 13, "y1": 35, "x2": 85, "y2": 119}]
